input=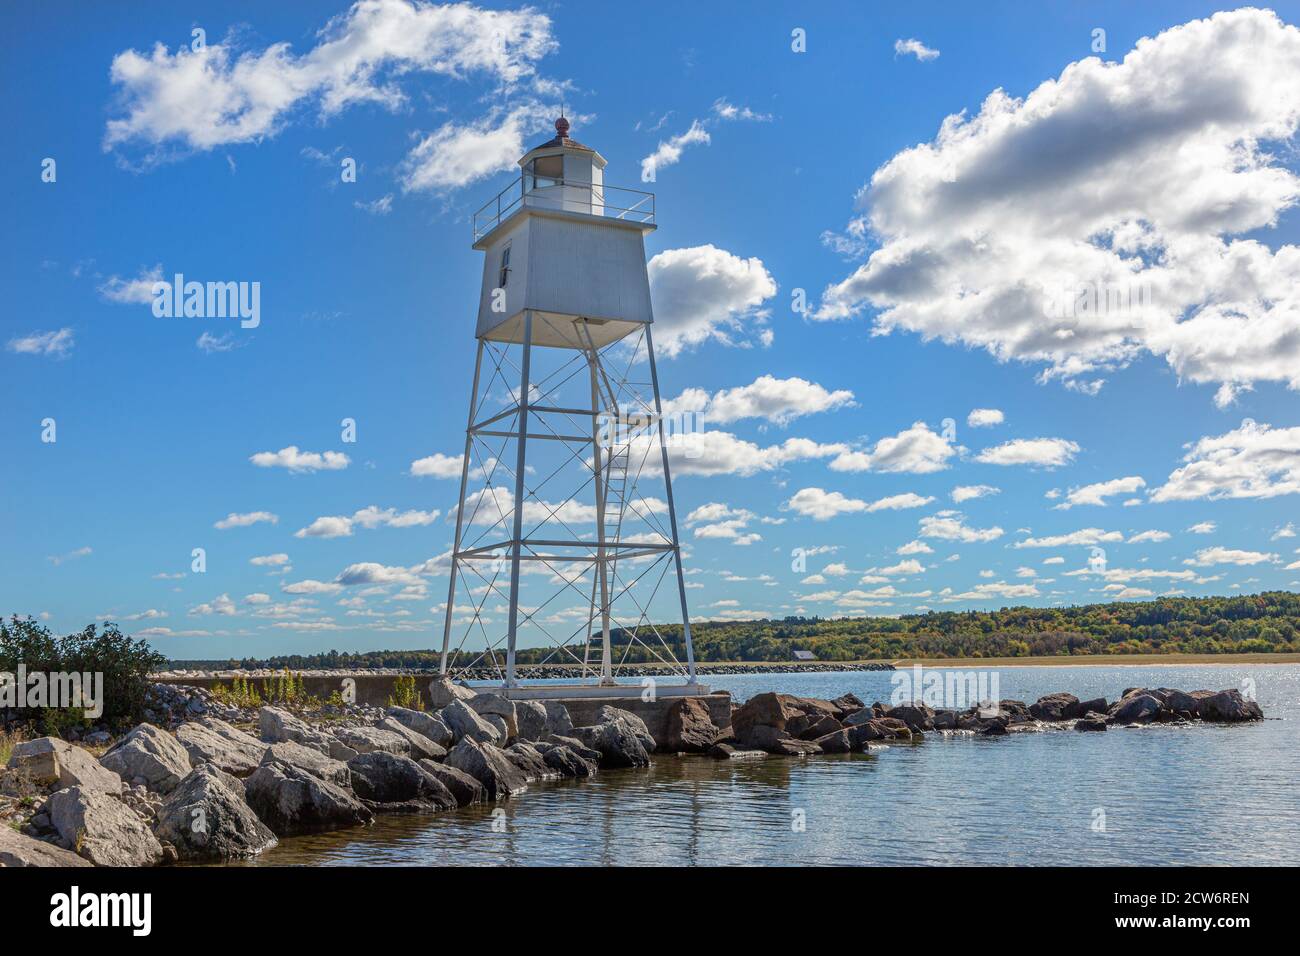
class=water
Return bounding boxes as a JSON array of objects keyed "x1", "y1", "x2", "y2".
[{"x1": 233, "y1": 664, "x2": 1300, "y2": 866}]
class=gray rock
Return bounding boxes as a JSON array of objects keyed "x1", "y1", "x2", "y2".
[
  {"x1": 99, "y1": 724, "x2": 192, "y2": 794},
  {"x1": 744, "y1": 724, "x2": 823, "y2": 756},
  {"x1": 244, "y1": 761, "x2": 372, "y2": 836},
  {"x1": 385, "y1": 706, "x2": 453, "y2": 748},
  {"x1": 154, "y1": 764, "x2": 276, "y2": 861},
  {"x1": 45, "y1": 786, "x2": 164, "y2": 867},
  {"x1": 542, "y1": 744, "x2": 598, "y2": 778},
  {"x1": 8, "y1": 737, "x2": 123, "y2": 794},
  {"x1": 257, "y1": 706, "x2": 343, "y2": 758},
  {"x1": 444, "y1": 737, "x2": 528, "y2": 800},
  {"x1": 663, "y1": 697, "x2": 720, "y2": 752},
  {"x1": 0, "y1": 825, "x2": 93, "y2": 867},
  {"x1": 504, "y1": 742, "x2": 558, "y2": 781},
  {"x1": 513, "y1": 700, "x2": 550, "y2": 741},
  {"x1": 571, "y1": 720, "x2": 652, "y2": 768},
  {"x1": 1107, "y1": 693, "x2": 1163, "y2": 724},
  {"x1": 175, "y1": 718, "x2": 267, "y2": 776},
  {"x1": 468, "y1": 694, "x2": 518, "y2": 740},
  {"x1": 543, "y1": 701, "x2": 574, "y2": 736},
  {"x1": 259, "y1": 741, "x2": 352, "y2": 788},
  {"x1": 594, "y1": 705, "x2": 656, "y2": 752},
  {"x1": 885, "y1": 702, "x2": 936, "y2": 731},
  {"x1": 346, "y1": 752, "x2": 457, "y2": 812},
  {"x1": 1196, "y1": 688, "x2": 1264, "y2": 722},
  {"x1": 417, "y1": 759, "x2": 488, "y2": 806},
  {"x1": 1074, "y1": 714, "x2": 1108, "y2": 732},
  {"x1": 441, "y1": 699, "x2": 502, "y2": 745},
  {"x1": 332, "y1": 725, "x2": 411, "y2": 756},
  {"x1": 427, "y1": 675, "x2": 477, "y2": 709},
  {"x1": 812, "y1": 729, "x2": 853, "y2": 753},
  {"x1": 1029, "y1": 693, "x2": 1082, "y2": 722},
  {"x1": 542, "y1": 734, "x2": 602, "y2": 763},
  {"x1": 378, "y1": 717, "x2": 447, "y2": 761}
]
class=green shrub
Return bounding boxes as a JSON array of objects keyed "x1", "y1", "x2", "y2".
[
  {"x1": 0, "y1": 617, "x2": 164, "y2": 731},
  {"x1": 386, "y1": 674, "x2": 423, "y2": 710}
]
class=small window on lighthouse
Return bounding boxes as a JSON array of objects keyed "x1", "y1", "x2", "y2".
[
  {"x1": 530, "y1": 154, "x2": 563, "y2": 189},
  {"x1": 498, "y1": 244, "x2": 512, "y2": 288}
]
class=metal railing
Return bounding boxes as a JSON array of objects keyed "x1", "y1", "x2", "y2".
[{"x1": 473, "y1": 177, "x2": 655, "y2": 240}]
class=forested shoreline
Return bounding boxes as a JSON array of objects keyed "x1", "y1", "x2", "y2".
[{"x1": 167, "y1": 591, "x2": 1300, "y2": 670}]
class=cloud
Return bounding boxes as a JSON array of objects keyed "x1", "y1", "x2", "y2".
[
  {"x1": 967, "y1": 408, "x2": 1003, "y2": 428},
  {"x1": 940, "y1": 581, "x2": 1039, "y2": 601},
  {"x1": 711, "y1": 98, "x2": 773, "y2": 122},
  {"x1": 918, "y1": 511, "x2": 1004, "y2": 542},
  {"x1": 98, "y1": 265, "x2": 162, "y2": 303},
  {"x1": 640, "y1": 120, "x2": 710, "y2": 180},
  {"x1": 1012, "y1": 528, "x2": 1122, "y2": 548},
  {"x1": 47, "y1": 546, "x2": 92, "y2": 566},
  {"x1": 190, "y1": 593, "x2": 236, "y2": 616},
  {"x1": 196, "y1": 331, "x2": 239, "y2": 353},
  {"x1": 951, "y1": 484, "x2": 1000, "y2": 504},
  {"x1": 400, "y1": 104, "x2": 551, "y2": 191},
  {"x1": 1057, "y1": 475, "x2": 1146, "y2": 508},
  {"x1": 282, "y1": 579, "x2": 343, "y2": 595},
  {"x1": 354, "y1": 194, "x2": 393, "y2": 215},
  {"x1": 1187, "y1": 521, "x2": 1217, "y2": 534},
  {"x1": 249, "y1": 553, "x2": 290, "y2": 566},
  {"x1": 104, "y1": 0, "x2": 557, "y2": 158},
  {"x1": 250, "y1": 446, "x2": 350, "y2": 472},
  {"x1": 296, "y1": 505, "x2": 441, "y2": 538},
  {"x1": 334, "y1": 562, "x2": 423, "y2": 586},
  {"x1": 214, "y1": 511, "x2": 278, "y2": 530},
  {"x1": 786, "y1": 488, "x2": 933, "y2": 521},
  {"x1": 894, "y1": 38, "x2": 940, "y2": 61},
  {"x1": 1127, "y1": 530, "x2": 1171, "y2": 544},
  {"x1": 817, "y1": 9, "x2": 1300, "y2": 402},
  {"x1": 1150, "y1": 420, "x2": 1300, "y2": 501},
  {"x1": 6, "y1": 328, "x2": 74, "y2": 358},
  {"x1": 828, "y1": 421, "x2": 958, "y2": 474},
  {"x1": 1183, "y1": 546, "x2": 1278, "y2": 567},
  {"x1": 647, "y1": 245, "x2": 776, "y2": 357},
  {"x1": 897, "y1": 540, "x2": 933, "y2": 555},
  {"x1": 663, "y1": 375, "x2": 854, "y2": 426},
  {"x1": 974, "y1": 438, "x2": 1079, "y2": 468}
]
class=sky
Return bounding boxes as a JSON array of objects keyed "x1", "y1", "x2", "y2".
[{"x1": 3, "y1": 0, "x2": 1300, "y2": 662}]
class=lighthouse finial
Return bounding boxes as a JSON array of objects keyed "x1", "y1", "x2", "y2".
[{"x1": 555, "y1": 113, "x2": 570, "y2": 138}]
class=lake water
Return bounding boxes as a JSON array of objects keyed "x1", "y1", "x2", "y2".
[{"x1": 233, "y1": 664, "x2": 1300, "y2": 866}]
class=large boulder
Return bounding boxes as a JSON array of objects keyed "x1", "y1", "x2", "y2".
[
  {"x1": 543, "y1": 701, "x2": 574, "y2": 736},
  {"x1": 377, "y1": 718, "x2": 447, "y2": 761},
  {"x1": 444, "y1": 738, "x2": 528, "y2": 800},
  {"x1": 1195, "y1": 688, "x2": 1263, "y2": 722},
  {"x1": 331, "y1": 725, "x2": 411, "y2": 757},
  {"x1": 1028, "y1": 693, "x2": 1082, "y2": 722},
  {"x1": 154, "y1": 764, "x2": 277, "y2": 861},
  {"x1": 503, "y1": 742, "x2": 558, "y2": 782},
  {"x1": 1074, "y1": 714, "x2": 1108, "y2": 732},
  {"x1": 847, "y1": 718, "x2": 912, "y2": 746},
  {"x1": 570, "y1": 720, "x2": 651, "y2": 768},
  {"x1": 259, "y1": 741, "x2": 352, "y2": 788},
  {"x1": 428, "y1": 675, "x2": 477, "y2": 709},
  {"x1": 745, "y1": 724, "x2": 823, "y2": 756},
  {"x1": 541, "y1": 744, "x2": 598, "y2": 778},
  {"x1": 813, "y1": 729, "x2": 853, "y2": 753},
  {"x1": 346, "y1": 752, "x2": 457, "y2": 812},
  {"x1": 7, "y1": 737, "x2": 122, "y2": 794},
  {"x1": 1107, "y1": 693, "x2": 1164, "y2": 724},
  {"x1": 731, "y1": 692, "x2": 801, "y2": 743},
  {"x1": 542, "y1": 734, "x2": 602, "y2": 764},
  {"x1": 44, "y1": 786, "x2": 164, "y2": 867},
  {"x1": 787, "y1": 712, "x2": 842, "y2": 741},
  {"x1": 244, "y1": 762, "x2": 372, "y2": 836},
  {"x1": 417, "y1": 760, "x2": 488, "y2": 806},
  {"x1": 662, "y1": 697, "x2": 720, "y2": 752},
  {"x1": 0, "y1": 826, "x2": 93, "y2": 867},
  {"x1": 175, "y1": 718, "x2": 268, "y2": 776},
  {"x1": 440, "y1": 699, "x2": 502, "y2": 746},
  {"x1": 513, "y1": 700, "x2": 550, "y2": 742},
  {"x1": 594, "y1": 706, "x2": 657, "y2": 752},
  {"x1": 385, "y1": 706, "x2": 453, "y2": 748},
  {"x1": 468, "y1": 694, "x2": 519, "y2": 741},
  {"x1": 99, "y1": 724, "x2": 192, "y2": 794},
  {"x1": 886, "y1": 702, "x2": 936, "y2": 731},
  {"x1": 258, "y1": 706, "x2": 355, "y2": 760},
  {"x1": 829, "y1": 693, "x2": 867, "y2": 720}
]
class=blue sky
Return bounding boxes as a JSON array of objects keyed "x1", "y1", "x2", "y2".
[{"x1": 3, "y1": 1, "x2": 1300, "y2": 660}]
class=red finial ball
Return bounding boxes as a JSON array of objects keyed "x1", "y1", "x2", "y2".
[{"x1": 555, "y1": 115, "x2": 570, "y2": 137}]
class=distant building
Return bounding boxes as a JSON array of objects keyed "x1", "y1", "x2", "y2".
[{"x1": 792, "y1": 650, "x2": 817, "y2": 662}]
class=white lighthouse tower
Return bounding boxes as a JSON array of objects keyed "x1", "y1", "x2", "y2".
[{"x1": 438, "y1": 116, "x2": 704, "y2": 699}]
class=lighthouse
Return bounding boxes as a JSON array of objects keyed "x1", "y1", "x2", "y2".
[{"x1": 439, "y1": 116, "x2": 704, "y2": 699}]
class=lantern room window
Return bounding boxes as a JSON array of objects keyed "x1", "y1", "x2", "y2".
[{"x1": 529, "y1": 154, "x2": 563, "y2": 189}]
